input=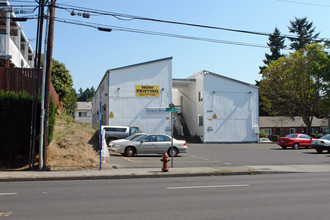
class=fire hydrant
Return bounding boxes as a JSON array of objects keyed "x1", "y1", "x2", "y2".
[{"x1": 161, "y1": 152, "x2": 170, "y2": 172}]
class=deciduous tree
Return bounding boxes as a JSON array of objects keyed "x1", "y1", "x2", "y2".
[
  {"x1": 50, "y1": 59, "x2": 76, "y2": 114},
  {"x1": 260, "y1": 43, "x2": 330, "y2": 134}
]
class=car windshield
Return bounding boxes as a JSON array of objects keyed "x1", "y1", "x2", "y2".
[
  {"x1": 286, "y1": 134, "x2": 298, "y2": 138},
  {"x1": 321, "y1": 134, "x2": 330, "y2": 140}
]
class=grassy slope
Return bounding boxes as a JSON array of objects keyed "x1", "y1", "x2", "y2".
[{"x1": 47, "y1": 114, "x2": 103, "y2": 170}]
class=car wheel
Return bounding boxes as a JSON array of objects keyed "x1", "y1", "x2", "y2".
[
  {"x1": 316, "y1": 149, "x2": 323, "y2": 154},
  {"x1": 281, "y1": 146, "x2": 287, "y2": 149},
  {"x1": 168, "y1": 147, "x2": 179, "y2": 157},
  {"x1": 293, "y1": 143, "x2": 299, "y2": 150},
  {"x1": 124, "y1": 147, "x2": 136, "y2": 157},
  {"x1": 327, "y1": 149, "x2": 330, "y2": 153}
]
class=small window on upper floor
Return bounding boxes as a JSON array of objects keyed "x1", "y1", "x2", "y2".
[{"x1": 198, "y1": 91, "x2": 203, "y2": 101}]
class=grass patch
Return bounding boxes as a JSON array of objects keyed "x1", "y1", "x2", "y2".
[{"x1": 248, "y1": 170, "x2": 258, "y2": 175}]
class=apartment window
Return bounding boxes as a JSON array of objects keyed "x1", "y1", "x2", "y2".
[
  {"x1": 79, "y1": 112, "x2": 88, "y2": 117},
  {"x1": 198, "y1": 115, "x2": 203, "y2": 126},
  {"x1": 289, "y1": 128, "x2": 296, "y2": 134}
]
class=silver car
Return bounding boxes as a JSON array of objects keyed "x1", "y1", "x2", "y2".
[{"x1": 109, "y1": 134, "x2": 188, "y2": 157}]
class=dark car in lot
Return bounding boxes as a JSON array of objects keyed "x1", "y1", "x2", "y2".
[
  {"x1": 277, "y1": 133, "x2": 313, "y2": 150},
  {"x1": 311, "y1": 134, "x2": 330, "y2": 154}
]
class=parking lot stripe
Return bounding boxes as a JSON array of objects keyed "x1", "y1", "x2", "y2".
[{"x1": 114, "y1": 153, "x2": 134, "y2": 162}]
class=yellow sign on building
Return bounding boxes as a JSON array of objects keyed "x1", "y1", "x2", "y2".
[
  {"x1": 136, "y1": 85, "x2": 159, "y2": 97},
  {"x1": 109, "y1": 112, "x2": 114, "y2": 118}
]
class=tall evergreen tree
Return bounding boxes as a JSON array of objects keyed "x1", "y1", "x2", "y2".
[
  {"x1": 288, "y1": 17, "x2": 320, "y2": 50},
  {"x1": 258, "y1": 28, "x2": 286, "y2": 116},
  {"x1": 259, "y1": 28, "x2": 286, "y2": 73}
]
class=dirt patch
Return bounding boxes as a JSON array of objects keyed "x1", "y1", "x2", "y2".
[{"x1": 46, "y1": 114, "x2": 109, "y2": 171}]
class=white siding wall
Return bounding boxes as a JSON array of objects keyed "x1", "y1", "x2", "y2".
[
  {"x1": 107, "y1": 59, "x2": 172, "y2": 135},
  {"x1": 92, "y1": 73, "x2": 110, "y2": 126},
  {"x1": 195, "y1": 73, "x2": 205, "y2": 141},
  {"x1": 75, "y1": 111, "x2": 92, "y2": 123},
  {"x1": 203, "y1": 74, "x2": 259, "y2": 143}
]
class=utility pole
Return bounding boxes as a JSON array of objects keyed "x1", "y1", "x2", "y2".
[
  {"x1": 29, "y1": 0, "x2": 45, "y2": 169},
  {"x1": 43, "y1": 0, "x2": 56, "y2": 170}
]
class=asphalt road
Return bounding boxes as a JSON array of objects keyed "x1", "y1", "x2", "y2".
[
  {"x1": 1, "y1": 173, "x2": 330, "y2": 219},
  {"x1": 108, "y1": 143, "x2": 330, "y2": 169}
]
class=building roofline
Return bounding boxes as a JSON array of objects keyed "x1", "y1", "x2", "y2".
[
  {"x1": 172, "y1": 78, "x2": 196, "y2": 82},
  {"x1": 106, "y1": 57, "x2": 173, "y2": 73},
  {"x1": 94, "y1": 57, "x2": 173, "y2": 96},
  {"x1": 196, "y1": 70, "x2": 259, "y2": 89}
]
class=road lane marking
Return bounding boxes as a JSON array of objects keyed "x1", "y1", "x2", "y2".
[
  {"x1": 0, "y1": 212, "x2": 12, "y2": 217},
  {"x1": 167, "y1": 184, "x2": 249, "y2": 190},
  {"x1": 0, "y1": 193, "x2": 17, "y2": 196}
]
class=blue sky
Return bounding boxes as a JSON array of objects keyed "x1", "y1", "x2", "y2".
[{"x1": 13, "y1": 0, "x2": 330, "y2": 91}]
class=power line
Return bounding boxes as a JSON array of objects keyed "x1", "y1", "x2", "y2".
[
  {"x1": 277, "y1": 0, "x2": 330, "y2": 7},
  {"x1": 53, "y1": 3, "x2": 330, "y2": 42},
  {"x1": 54, "y1": 4, "x2": 277, "y2": 37},
  {"x1": 53, "y1": 17, "x2": 274, "y2": 49},
  {"x1": 7, "y1": 1, "x2": 330, "y2": 42}
]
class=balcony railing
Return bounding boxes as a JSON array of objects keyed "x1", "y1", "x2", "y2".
[{"x1": 0, "y1": 33, "x2": 34, "y2": 67}]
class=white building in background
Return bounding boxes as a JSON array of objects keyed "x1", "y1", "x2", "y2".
[
  {"x1": 74, "y1": 102, "x2": 92, "y2": 123},
  {"x1": 92, "y1": 57, "x2": 172, "y2": 135},
  {"x1": 172, "y1": 71, "x2": 259, "y2": 143},
  {"x1": 93, "y1": 58, "x2": 259, "y2": 143},
  {"x1": 0, "y1": 0, "x2": 34, "y2": 67}
]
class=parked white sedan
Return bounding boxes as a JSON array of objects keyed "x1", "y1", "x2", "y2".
[
  {"x1": 311, "y1": 134, "x2": 330, "y2": 153},
  {"x1": 109, "y1": 134, "x2": 188, "y2": 157}
]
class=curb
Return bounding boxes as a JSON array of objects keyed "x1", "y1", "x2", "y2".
[{"x1": 0, "y1": 170, "x2": 296, "y2": 182}]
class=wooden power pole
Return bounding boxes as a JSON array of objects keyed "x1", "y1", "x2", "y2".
[{"x1": 43, "y1": 0, "x2": 56, "y2": 169}]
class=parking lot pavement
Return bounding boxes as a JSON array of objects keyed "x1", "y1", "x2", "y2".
[
  {"x1": 107, "y1": 143, "x2": 330, "y2": 169},
  {"x1": 108, "y1": 152, "x2": 223, "y2": 169}
]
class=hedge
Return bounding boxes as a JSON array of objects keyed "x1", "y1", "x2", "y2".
[{"x1": 0, "y1": 90, "x2": 56, "y2": 166}]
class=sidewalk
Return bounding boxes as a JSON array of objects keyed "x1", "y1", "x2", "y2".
[{"x1": 1, "y1": 164, "x2": 330, "y2": 182}]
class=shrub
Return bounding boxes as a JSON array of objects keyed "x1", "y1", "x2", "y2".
[
  {"x1": 0, "y1": 90, "x2": 56, "y2": 168},
  {"x1": 0, "y1": 90, "x2": 34, "y2": 163},
  {"x1": 48, "y1": 96, "x2": 56, "y2": 144},
  {"x1": 259, "y1": 130, "x2": 268, "y2": 138},
  {"x1": 272, "y1": 135, "x2": 280, "y2": 142}
]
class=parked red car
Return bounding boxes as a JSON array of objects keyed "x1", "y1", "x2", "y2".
[{"x1": 277, "y1": 133, "x2": 313, "y2": 149}]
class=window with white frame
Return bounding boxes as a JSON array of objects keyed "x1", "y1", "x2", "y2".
[
  {"x1": 262, "y1": 129, "x2": 272, "y2": 135},
  {"x1": 289, "y1": 128, "x2": 296, "y2": 134},
  {"x1": 79, "y1": 112, "x2": 88, "y2": 117}
]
